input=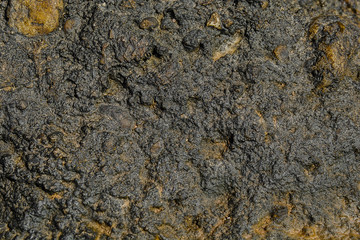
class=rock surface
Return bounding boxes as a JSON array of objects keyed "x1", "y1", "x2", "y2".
[{"x1": 0, "y1": 0, "x2": 360, "y2": 239}]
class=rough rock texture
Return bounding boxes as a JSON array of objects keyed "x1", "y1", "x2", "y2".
[{"x1": 0, "y1": 0, "x2": 359, "y2": 239}]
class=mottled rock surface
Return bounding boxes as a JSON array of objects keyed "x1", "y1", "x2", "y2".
[{"x1": 0, "y1": 0, "x2": 360, "y2": 239}]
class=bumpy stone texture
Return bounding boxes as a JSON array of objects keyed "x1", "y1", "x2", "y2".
[
  {"x1": 7, "y1": 0, "x2": 63, "y2": 36},
  {"x1": 0, "y1": 0, "x2": 360, "y2": 239}
]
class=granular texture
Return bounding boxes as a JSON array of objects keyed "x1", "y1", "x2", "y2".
[{"x1": 0, "y1": 0, "x2": 359, "y2": 239}]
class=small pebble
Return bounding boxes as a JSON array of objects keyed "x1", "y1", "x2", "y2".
[
  {"x1": 139, "y1": 17, "x2": 159, "y2": 30},
  {"x1": 207, "y1": 12, "x2": 222, "y2": 30}
]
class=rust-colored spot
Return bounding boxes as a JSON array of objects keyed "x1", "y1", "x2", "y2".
[
  {"x1": 200, "y1": 139, "x2": 228, "y2": 160},
  {"x1": 49, "y1": 193, "x2": 62, "y2": 200},
  {"x1": 87, "y1": 221, "x2": 112, "y2": 240}
]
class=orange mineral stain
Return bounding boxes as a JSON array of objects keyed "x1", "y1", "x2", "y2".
[{"x1": 8, "y1": 0, "x2": 63, "y2": 37}]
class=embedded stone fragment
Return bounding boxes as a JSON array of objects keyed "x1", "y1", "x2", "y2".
[
  {"x1": 207, "y1": 12, "x2": 222, "y2": 30},
  {"x1": 7, "y1": 0, "x2": 63, "y2": 37},
  {"x1": 213, "y1": 32, "x2": 242, "y2": 61},
  {"x1": 139, "y1": 17, "x2": 159, "y2": 30}
]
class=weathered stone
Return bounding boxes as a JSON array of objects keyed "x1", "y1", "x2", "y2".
[{"x1": 1, "y1": 0, "x2": 360, "y2": 239}]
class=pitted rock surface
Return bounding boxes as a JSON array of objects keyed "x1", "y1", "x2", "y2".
[{"x1": 0, "y1": 0, "x2": 360, "y2": 239}]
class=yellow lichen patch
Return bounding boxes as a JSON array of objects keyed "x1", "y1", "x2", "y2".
[
  {"x1": 150, "y1": 206, "x2": 164, "y2": 214},
  {"x1": 152, "y1": 195, "x2": 232, "y2": 239},
  {"x1": 252, "y1": 215, "x2": 272, "y2": 237},
  {"x1": 250, "y1": 213, "x2": 324, "y2": 239},
  {"x1": 213, "y1": 32, "x2": 242, "y2": 61},
  {"x1": 183, "y1": 216, "x2": 207, "y2": 240},
  {"x1": 261, "y1": 1, "x2": 269, "y2": 9},
  {"x1": 8, "y1": 0, "x2": 63, "y2": 37},
  {"x1": 286, "y1": 225, "x2": 322, "y2": 240},
  {"x1": 1, "y1": 86, "x2": 16, "y2": 92},
  {"x1": 273, "y1": 81, "x2": 286, "y2": 89},
  {"x1": 249, "y1": 196, "x2": 360, "y2": 239},
  {"x1": 13, "y1": 154, "x2": 25, "y2": 168},
  {"x1": 308, "y1": 23, "x2": 320, "y2": 39},
  {"x1": 157, "y1": 224, "x2": 179, "y2": 240},
  {"x1": 87, "y1": 221, "x2": 112, "y2": 240},
  {"x1": 199, "y1": 139, "x2": 228, "y2": 160},
  {"x1": 49, "y1": 193, "x2": 62, "y2": 200}
]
